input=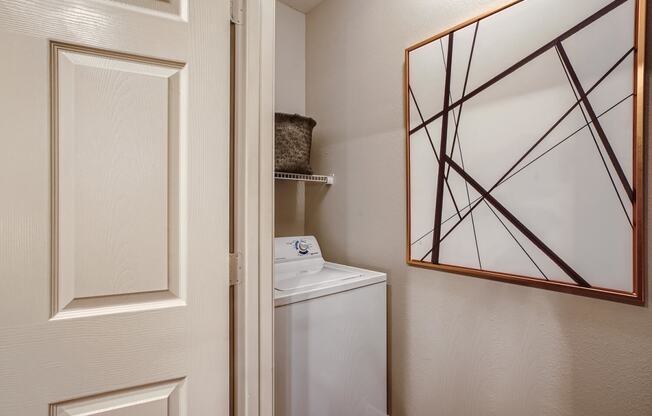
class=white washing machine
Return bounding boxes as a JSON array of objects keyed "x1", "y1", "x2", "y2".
[{"x1": 274, "y1": 236, "x2": 388, "y2": 416}]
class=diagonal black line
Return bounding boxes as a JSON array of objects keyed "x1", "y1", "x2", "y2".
[
  {"x1": 459, "y1": 141, "x2": 483, "y2": 270},
  {"x1": 412, "y1": 203, "x2": 473, "y2": 247},
  {"x1": 554, "y1": 45, "x2": 633, "y2": 227},
  {"x1": 414, "y1": 93, "x2": 632, "y2": 249},
  {"x1": 433, "y1": 48, "x2": 635, "y2": 251},
  {"x1": 409, "y1": 86, "x2": 438, "y2": 155},
  {"x1": 431, "y1": 33, "x2": 455, "y2": 263},
  {"x1": 585, "y1": 47, "x2": 634, "y2": 97},
  {"x1": 446, "y1": 21, "x2": 480, "y2": 180},
  {"x1": 556, "y1": 42, "x2": 634, "y2": 202},
  {"x1": 482, "y1": 200, "x2": 549, "y2": 280},
  {"x1": 501, "y1": 93, "x2": 634, "y2": 186},
  {"x1": 409, "y1": 86, "x2": 463, "y2": 220},
  {"x1": 437, "y1": 40, "x2": 464, "y2": 173},
  {"x1": 460, "y1": 156, "x2": 483, "y2": 269},
  {"x1": 438, "y1": 36, "x2": 483, "y2": 268},
  {"x1": 438, "y1": 39, "x2": 456, "y2": 165},
  {"x1": 410, "y1": 0, "x2": 629, "y2": 136},
  {"x1": 445, "y1": 156, "x2": 590, "y2": 287}
]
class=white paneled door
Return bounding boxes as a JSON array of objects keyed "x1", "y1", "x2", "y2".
[{"x1": 0, "y1": 0, "x2": 231, "y2": 414}]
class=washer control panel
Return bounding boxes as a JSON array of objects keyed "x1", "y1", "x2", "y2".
[{"x1": 274, "y1": 236, "x2": 322, "y2": 263}]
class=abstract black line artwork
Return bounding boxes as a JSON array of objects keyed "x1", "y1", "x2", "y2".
[{"x1": 405, "y1": 0, "x2": 646, "y2": 304}]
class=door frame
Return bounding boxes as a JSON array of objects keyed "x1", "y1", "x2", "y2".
[{"x1": 232, "y1": 0, "x2": 275, "y2": 414}]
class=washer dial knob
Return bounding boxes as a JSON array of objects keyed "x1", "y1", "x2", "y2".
[{"x1": 297, "y1": 241, "x2": 310, "y2": 254}]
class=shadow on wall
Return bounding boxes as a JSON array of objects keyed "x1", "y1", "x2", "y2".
[{"x1": 275, "y1": 181, "x2": 306, "y2": 236}]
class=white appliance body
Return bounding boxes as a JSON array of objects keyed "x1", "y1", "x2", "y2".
[{"x1": 274, "y1": 236, "x2": 388, "y2": 416}]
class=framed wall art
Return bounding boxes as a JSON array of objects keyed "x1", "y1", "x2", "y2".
[{"x1": 405, "y1": 0, "x2": 646, "y2": 304}]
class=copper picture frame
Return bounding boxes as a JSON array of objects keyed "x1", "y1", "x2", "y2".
[{"x1": 405, "y1": 0, "x2": 646, "y2": 304}]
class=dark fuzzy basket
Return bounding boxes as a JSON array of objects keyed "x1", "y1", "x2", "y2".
[{"x1": 275, "y1": 113, "x2": 317, "y2": 175}]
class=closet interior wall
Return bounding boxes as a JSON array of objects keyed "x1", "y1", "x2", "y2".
[{"x1": 275, "y1": 1, "x2": 307, "y2": 236}]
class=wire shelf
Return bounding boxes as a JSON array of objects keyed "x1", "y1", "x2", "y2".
[{"x1": 274, "y1": 172, "x2": 334, "y2": 185}]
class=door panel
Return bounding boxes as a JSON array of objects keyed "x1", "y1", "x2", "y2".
[
  {"x1": 50, "y1": 379, "x2": 185, "y2": 416},
  {"x1": 52, "y1": 42, "x2": 186, "y2": 318},
  {"x1": 0, "y1": 0, "x2": 230, "y2": 414}
]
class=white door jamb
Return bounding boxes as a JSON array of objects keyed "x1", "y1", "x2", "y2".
[{"x1": 232, "y1": 0, "x2": 275, "y2": 414}]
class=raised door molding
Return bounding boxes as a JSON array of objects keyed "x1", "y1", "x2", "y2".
[
  {"x1": 50, "y1": 379, "x2": 185, "y2": 416},
  {"x1": 50, "y1": 41, "x2": 187, "y2": 319}
]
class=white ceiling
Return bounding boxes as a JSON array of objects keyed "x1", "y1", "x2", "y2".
[{"x1": 279, "y1": 0, "x2": 325, "y2": 13}]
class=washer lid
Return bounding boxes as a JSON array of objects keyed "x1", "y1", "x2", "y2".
[{"x1": 275, "y1": 263, "x2": 363, "y2": 291}]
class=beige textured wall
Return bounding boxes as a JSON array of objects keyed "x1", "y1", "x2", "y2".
[
  {"x1": 305, "y1": 1, "x2": 652, "y2": 415},
  {"x1": 275, "y1": 180, "x2": 306, "y2": 236},
  {"x1": 275, "y1": 1, "x2": 306, "y2": 115},
  {"x1": 275, "y1": 1, "x2": 307, "y2": 236}
]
